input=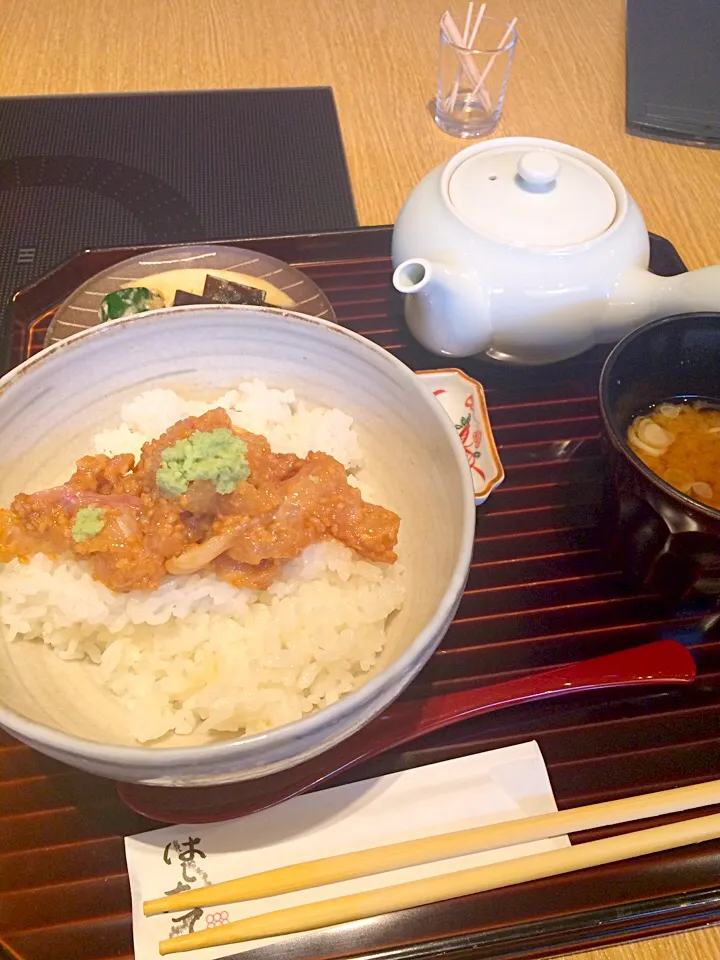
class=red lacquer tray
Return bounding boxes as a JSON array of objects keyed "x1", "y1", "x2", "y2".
[{"x1": 1, "y1": 227, "x2": 719, "y2": 960}]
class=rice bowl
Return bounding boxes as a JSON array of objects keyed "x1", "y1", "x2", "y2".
[
  {"x1": 0, "y1": 381, "x2": 405, "y2": 744},
  {"x1": 0, "y1": 306, "x2": 475, "y2": 786}
]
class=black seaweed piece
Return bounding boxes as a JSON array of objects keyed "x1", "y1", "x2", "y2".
[
  {"x1": 203, "y1": 275, "x2": 267, "y2": 305},
  {"x1": 172, "y1": 290, "x2": 215, "y2": 306}
]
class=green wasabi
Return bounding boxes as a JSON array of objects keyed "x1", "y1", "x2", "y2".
[
  {"x1": 72, "y1": 506, "x2": 106, "y2": 542},
  {"x1": 156, "y1": 428, "x2": 250, "y2": 497}
]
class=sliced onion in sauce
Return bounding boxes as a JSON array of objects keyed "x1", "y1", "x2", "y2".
[
  {"x1": 165, "y1": 531, "x2": 237, "y2": 575},
  {"x1": 113, "y1": 511, "x2": 139, "y2": 538},
  {"x1": 658, "y1": 404, "x2": 682, "y2": 418},
  {"x1": 691, "y1": 481, "x2": 714, "y2": 500}
]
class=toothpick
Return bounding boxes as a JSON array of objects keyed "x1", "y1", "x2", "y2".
[
  {"x1": 444, "y1": 3, "x2": 488, "y2": 113},
  {"x1": 447, "y1": 5, "x2": 469, "y2": 112},
  {"x1": 470, "y1": 15, "x2": 517, "y2": 110},
  {"x1": 468, "y1": 2, "x2": 486, "y2": 48},
  {"x1": 440, "y1": 10, "x2": 482, "y2": 88},
  {"x1": 462, "y1": 2, "x2": 474, "y2": 44}
]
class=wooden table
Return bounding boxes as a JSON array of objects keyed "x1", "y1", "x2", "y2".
[{"x1": 1, "y1": 1, "x2": 719, "y2": 958}]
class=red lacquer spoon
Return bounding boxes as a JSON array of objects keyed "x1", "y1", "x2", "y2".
[{"x1": 118, "y1": 640, "x2": 696, "y2": 824}]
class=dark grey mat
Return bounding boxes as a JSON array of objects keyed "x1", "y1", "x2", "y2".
[{"x1": 0, "y1": 87, "x2": 357, "y2": 321}]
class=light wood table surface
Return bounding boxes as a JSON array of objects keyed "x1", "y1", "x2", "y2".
[{"x1": 1, "y1": 1, "x2": 718, "y2": 958}]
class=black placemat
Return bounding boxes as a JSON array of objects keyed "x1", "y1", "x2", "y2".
[{"x1": 0, "y1": 87, "x2": 357, "y2": 325}]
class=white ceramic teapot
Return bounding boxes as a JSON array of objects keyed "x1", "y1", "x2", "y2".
[{"x1": 392, "y1": 137, "x2": 720, "y2": 365}]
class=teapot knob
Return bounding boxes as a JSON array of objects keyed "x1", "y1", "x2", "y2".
[{"x1": 517, "y1": 151, "x2": 560, "y2": 188}]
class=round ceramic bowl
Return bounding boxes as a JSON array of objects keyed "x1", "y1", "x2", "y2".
[
  {"x1": 46, "y1": 243, "x2": 335, "y2": 346},
  {"x1": 600, "y1": 312, "x2": 720, "y2": 598},
  {"x1": 0, "y1": 307, "x2": 476, "y2": 786}
]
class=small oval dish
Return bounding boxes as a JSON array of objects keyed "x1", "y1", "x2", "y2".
[{"x1": 417, "y1": 368, "x2": 504, "y2": 504}]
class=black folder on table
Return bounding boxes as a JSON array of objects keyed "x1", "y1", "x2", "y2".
[{"x1": 626, "y1": 0, "x2": 720, "y2": 147}]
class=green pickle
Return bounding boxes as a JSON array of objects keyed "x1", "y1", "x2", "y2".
[{"x1": 98, "y1": 287, "x2": 165, "y2": 322}]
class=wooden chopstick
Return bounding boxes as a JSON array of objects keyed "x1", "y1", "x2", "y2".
[
  {"x1": 144, "y1": 778, "x2": 720, "y2": 917},
  {"x1": 158, "y1": 810, "x2": 720, "y2": 955}
]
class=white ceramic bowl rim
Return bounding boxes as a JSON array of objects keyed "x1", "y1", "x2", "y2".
[{"x1": 0, "y1": 305, "x2": 476, "y2": 768}]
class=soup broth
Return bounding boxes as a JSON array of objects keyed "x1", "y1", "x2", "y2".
[{"x1": 627, "y1": 399, "x2": 720, "y2": 510}]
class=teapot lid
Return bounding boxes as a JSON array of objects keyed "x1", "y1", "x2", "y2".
[{"x1": 446, "y1": 145, "x2": 618, "y2": 247}]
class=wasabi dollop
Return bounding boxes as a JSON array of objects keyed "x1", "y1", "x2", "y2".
[
  {"x1": 156, "y1": 428, "x2": 250, "y2": 497},
  {"x1": 72, "y1": 506, "x2": 106, "y2": 542}
]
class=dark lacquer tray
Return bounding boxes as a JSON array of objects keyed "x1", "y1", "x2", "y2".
[{"x1": 1, "y1": 227, "x2": 719, "y2": 960}]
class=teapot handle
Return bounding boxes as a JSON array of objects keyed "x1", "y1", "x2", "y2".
[
  {"x1": 661, "y1": 265, "x2": 720, "y2": 315},
  {"x1": 604, "y1": 265, "x2": 720, "y2": 341}
]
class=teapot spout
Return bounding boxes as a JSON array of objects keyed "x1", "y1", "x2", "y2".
[
  {"x1": 392, "y1": 259, "x2": 493, "y2": 357},
  {"x1": 393, "y1": 258, "x2": 433, "y2": 295},
  {"x1": 604, "y1": 265, "x2": 720, "y2": 341}
]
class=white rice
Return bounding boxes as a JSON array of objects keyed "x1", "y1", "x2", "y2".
[{"x1": 0, "y1": 381, "x2": 404, "y2": 743}]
